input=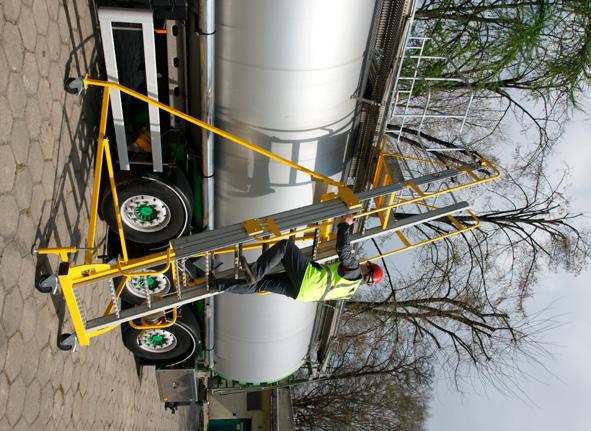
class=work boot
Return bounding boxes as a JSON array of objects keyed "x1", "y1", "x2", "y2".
[{"x1": 240, "y1": 256, "x2": 256, "y2": 284}]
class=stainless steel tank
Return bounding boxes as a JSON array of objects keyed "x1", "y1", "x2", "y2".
[{"x1": 214, "y1": 0, "x2": 376, "y2": 383}]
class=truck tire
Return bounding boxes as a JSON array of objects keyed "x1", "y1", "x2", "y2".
[
  {"x1": 116, "y1": 265, "x2": 173, "y2": 305},
  {"x1": 101, "y1": 174, "x2": 191, "y2": 244},
  {"x1": 122, "y1": 309, "x2": 199, "y2": 364}
]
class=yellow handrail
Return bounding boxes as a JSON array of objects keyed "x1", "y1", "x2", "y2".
[{"x1": 84, "y1": 77, "x2": 351, "y2": 192}]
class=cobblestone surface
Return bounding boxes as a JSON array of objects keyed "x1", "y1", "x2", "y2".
[{"x1": 0, "y1": 2, "x2": 191, "y2": 429}]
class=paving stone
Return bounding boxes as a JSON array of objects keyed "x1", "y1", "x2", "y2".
[
  {"x1": 25, "y1": 99, "x2": 42, "y2": 142},
  {"x1": 7, "y1": 72, "x2": 27, "y2": 119},
  {"x1": 38, "y1": 383, "x2": 53, "y2": 424},
  {"x1": 0, "y1": 373, "x2": 8, "y2": 418},
  {"x1": 30, "y1": 416, "x2": 45, "y2": 431},
  {"x1": 16, "y1": 213, "x2": 36, "y2": 253},
  {"x1": 50, "y1": 99, "x2": 64, "y2": 140},
  {"x1": 2, "y1": 0, "x2": 22, "y2": 23},
  {"x1": 0, "y1": 195, "x2": 19, "y2": 238},
  {"x1": 48, "y1": 64, "x2": 64, "y2": 102},
  {"x1": 48, "y1": 23, "x2": 61, "y2": 64},
  {"x1": 48, "y1": 350, "x2": 64, "y2": 385},
  {"x1": 70, "y1": 361, "x2": 82, "y2": 393},
  {"x1": 0, "y1": 145, "x2": 16, "y2": 193},
  {"x1": 14, "y1": 168, "x2": 33, "y2": 210},
  {"x1": 32, "y1": 0, "x2": 49, "y2": 36},
  {"x1": 22, "y1": 53, "x2": 40, "y2": 95},
  {"x1": 20, "y1": 296, "x2": 38, "y2": 344},
  {"x1": 39, "y1": 121, "x2": 55, "y2": 160},
  {"x1": 9, "y1": 120, "x2": 31, "y2": 165},
  {"x1": 6, "y1": 376, "x2": 25, "y2": 425},
  {"x1": 35, "y1": 35, "x2": 50, "y2": 78},
  {"x1": 46, "y1": 0, "x2": 59, "y2": 22},
  {"x1": 71, "y1": 390, "x2": 82, "y2": 425},
  {"x1": 0, "y1": 49, "x2": 8, "y2": 93},
  {"x1": 37, "y1": 78, "x2": 53, "y2": 120},
  {"x1": 19, "y1": 7, "x2": 37, "y2": 52},
  {"x1": 57, "y1": 7, "x2": 70, "y2": 46},
  {"x1": 36, "y1": 344, "x2": 53, "y2": 386},
  {"x1": 4, "y1": 326, "x2": 24, "y2": 375},
  {"x1": 1, "y1": 245, "x2": 22, "y2": 288},
  {"x1": 41, "y1": 159, "x2": 56, "y2": 200},
  {"x1": 0, "y1": 97, "x2": 13, "y2": 143},
  {"x1": 27, "y1": 141, "x2": 44, "y2": 185},
  {"x1": 23, "y1": 384, "x2": 41, "y2": 425},
  {"x1": 12, "y1": 419, "x2": 29, "y2": 431},
  {"x1": 55, "y1": 418, "x2": 67, "y2": 431},
  {"x1": 0, "y1": 418, "x2": 10, "y2": 431},
  {"x1": 2, "y1": 22, "x2": 24, "y2": 72},
  {"x1": 52, "y1": 386, "x2": 65, "y2": 422},
  {"x1": 30, "y1": 184, "x2": 46, "y2": 222},
  {"x1": 18, "y1": 257, "x2": 36, "y2": 301},
  {"x1": 21, "y1": 342, "x2": 40, "y2": 385},
  {"x1": 62, "y1": 389, "x2": 73, "y2": 425},
  {"x1": 61, "y1": 356, "x2": 74, "y2": 393}
]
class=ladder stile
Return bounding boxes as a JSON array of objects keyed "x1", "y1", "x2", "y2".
[
  {"x1": 234, "y1": 244, "x2": 240, "y2": 279},
  {"x1": 108, "y1": 278, "x2": 121, "y2": 318},
  {"x1": 205, "y1": 251, "x2": 210, "y2": 290},
  {"x1": 144, "y1": 275, "x2": 152, "y2": 308},
  {"x1": 311, "y1": 226, "x2": 320, "y2": 260}
]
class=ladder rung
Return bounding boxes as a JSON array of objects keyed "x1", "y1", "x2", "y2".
[{"x1": 171, "y1": 167, "x2": 475, "y2": 260}]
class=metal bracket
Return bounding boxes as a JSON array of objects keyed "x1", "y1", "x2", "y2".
[
  {"x1": 350, "y1": 95, "x2": 381, "y2": 107},
  {"x1": 320, "y1": 192, "x2": 338, "y2": 202},
  {"x1": 337, "y1": 186, "x2": 361, "y2": 210},
  {"x1": 242, "y1": 218, "x2": 264, "y2": 236},
  {"x1": 263, "y1": 217, "x2": 281, "y2": 237}
]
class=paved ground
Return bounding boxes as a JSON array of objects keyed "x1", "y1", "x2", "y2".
[{"x1": 0, "y1": 1, "x2": 192, "y2": 429}]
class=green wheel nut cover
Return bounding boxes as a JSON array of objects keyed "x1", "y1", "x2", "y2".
[
  {"x1": 134, "y1": 204, "x2": 157, "y2": 222},
  {"x1": 148, "y1": 334, "x2": 165, "y2": 346}
]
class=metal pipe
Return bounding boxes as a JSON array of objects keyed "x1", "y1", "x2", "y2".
[
  {"x1": 198, "y1": 0, "x2": 216, "y2": 370},
  {"x1": 199, "y1": 0, "x2": 215, "y2": 231}
]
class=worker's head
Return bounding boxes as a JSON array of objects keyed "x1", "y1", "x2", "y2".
[{"x1": 362, "y1": 262, "x2": 383, "y2": 286}]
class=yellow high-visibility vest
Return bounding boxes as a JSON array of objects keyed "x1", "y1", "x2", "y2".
[{"x1": 296, "y1": 262, "x2": 362, "y2": 301}]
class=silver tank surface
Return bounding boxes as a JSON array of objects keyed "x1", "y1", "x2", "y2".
[{"x1": 214, "y1": 0, "x2": 375, "y2": 383}]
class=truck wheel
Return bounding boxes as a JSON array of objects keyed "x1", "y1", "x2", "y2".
[
  {"x1": 122, "y1": 319, "x2": 198, "y2": 362},
  {"x1": 101, "y1": 175, "x2": 191, "y2": 244},
  {"x1": 117, "y1": 266, "x2": 173, "y2": 305}
]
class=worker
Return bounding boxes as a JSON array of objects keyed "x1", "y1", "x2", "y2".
[{"x1": 213, "y1": 214, "x2": 383, "y2": 301}]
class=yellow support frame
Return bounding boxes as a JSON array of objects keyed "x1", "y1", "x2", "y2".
[{"x1": 36, "y1": 77, "x2": 500, "y2": 348}]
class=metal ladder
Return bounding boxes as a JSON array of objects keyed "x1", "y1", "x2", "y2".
[{"x1": 80, "y1": 160, "x2": 485, "y2": 334}]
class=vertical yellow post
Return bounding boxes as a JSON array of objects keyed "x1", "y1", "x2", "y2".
[
  {"x1": 103, "y1": 138, "x2": 129, "y2": 261},
  {"x1": 58, "y1": 271, "x2": 90, "y2": 346},
  {"x1": 85, "y1": 89, "x2": 111, "y2": 264}
]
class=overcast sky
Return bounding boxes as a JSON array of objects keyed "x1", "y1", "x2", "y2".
[{"x1": 427, "y1": 98, "x2": 591, "y2": 431}]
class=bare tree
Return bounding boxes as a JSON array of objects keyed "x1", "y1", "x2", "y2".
[
  {"x1": 400, "y1": 0, "x2": 591, "y2": 169},
  {"x1": 292, "y1": 313, "x2": 432, "y2": 430}
]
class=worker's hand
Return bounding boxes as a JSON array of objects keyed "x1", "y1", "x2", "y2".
[{"x1": 343, "y1": 214, "x2": 355, "y2": 225}]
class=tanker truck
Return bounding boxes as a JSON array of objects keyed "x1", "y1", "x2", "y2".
[
  {"x1": 40, "y1": 0, "x2": 486, "y2": 423},
  {"x1": 89, "y1": 0, "x2": 404, "y2": 384}
]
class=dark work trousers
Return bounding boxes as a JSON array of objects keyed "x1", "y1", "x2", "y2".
[{"x1": 217, "y1": 240, "x2": 309, "y2": 299}]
